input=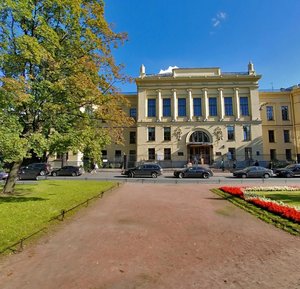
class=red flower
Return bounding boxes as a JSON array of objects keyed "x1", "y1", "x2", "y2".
[
  {"x1": 218, "y1": 186, "x2": 300, "y2": 223},
  {"x1": 219, "y1": 186, "x2": 244, "y2": 198}
]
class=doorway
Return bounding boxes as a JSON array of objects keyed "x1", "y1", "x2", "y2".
[{"x1": 188, "y1": 145, "x2": 211, "y2": 165}]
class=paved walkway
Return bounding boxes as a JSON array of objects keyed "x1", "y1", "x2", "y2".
[{"x1": 1, "y1": 183, "x2": 300, "y2": 289}]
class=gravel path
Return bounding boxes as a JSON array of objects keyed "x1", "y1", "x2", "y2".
[{"x1": 1, "y1": 183, "x2": 300, "y2": 289}]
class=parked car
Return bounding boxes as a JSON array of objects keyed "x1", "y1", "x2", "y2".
[
  {"x1": 20, "y1": 163, "x2": 52, "y2": 176},
  {"x1": 0, "y1": 171, "x2": 8, "y2": 180},
  {"x1": 18, "y1": 167, "x2": 40, "y2": 180},
  {"x1": 233, "y1": 166, "x2": 274, "y2": 178},
  {"x1": 122, "y1": 163, "x2": 163, "y2": 178},
  {"x1": 174, "y1": 166, "x2": 213, "y2": 179},
  {"x1": 51, "y1": 166, "x2": 83, "y2": 176},
  {"x1": 274, "y1": 164, "x2": 300, "y2": 178}
]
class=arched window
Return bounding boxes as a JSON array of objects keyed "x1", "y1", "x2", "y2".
[{"x1": 189, "y1": 131, "x2": 210, "y2": 143}]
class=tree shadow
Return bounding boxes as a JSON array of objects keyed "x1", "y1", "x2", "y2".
[{"x1": 0, "y1": 196, "x2": 48, "y2": 203}]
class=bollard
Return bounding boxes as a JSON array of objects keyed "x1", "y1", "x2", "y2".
[
  {"x1": 20, "y1": 238, "x2": 24, "y2": 252},
  {"x1": 61, "y1": 209, "x2": 65, "y2": 221}
]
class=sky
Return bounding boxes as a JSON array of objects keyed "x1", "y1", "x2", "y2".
[{"x1": 105, "y1": 0, "x2": 300, "y2": 92}]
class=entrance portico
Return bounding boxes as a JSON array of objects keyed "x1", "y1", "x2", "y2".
[{"x1": 186, "y1": 130, "x2": 213, "y2": 165}]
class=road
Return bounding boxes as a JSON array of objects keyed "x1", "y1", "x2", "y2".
[{"x1": 37, "y1": 169, "x2": 300, "y2": 186}]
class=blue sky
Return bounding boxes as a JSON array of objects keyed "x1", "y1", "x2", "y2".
[{"x1": 105, "y1": 0, "x2": 300, "y2": 92}]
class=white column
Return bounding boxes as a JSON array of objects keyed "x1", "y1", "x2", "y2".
[
  {"x1": 156, "y1": 89, "x2": 162, "y2": 121},
  {"x1": 187, "y1": 89, "x2": 193, "y2": 121},
  {"x1": 203, "y1": 88, "x2": 208, "y2": 120},
  {"x1": 219, "y1": 88, "x2": 224, "y2": 120},
  {"x1": 234, "y1": 88, "x2": 240, "y2": 120},
  {"x1": 172, "y1": 89, "x2": 177, "y2": 121}
]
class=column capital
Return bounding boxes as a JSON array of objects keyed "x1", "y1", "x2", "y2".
[
  {"x1": 202, "y1": 88, "x2": 208, "y2": 92},
  {"x1": 171, "y1": 88, "x2": 177, "y2": 92},
  {"x1": 187, "y1": 88, "x2": 192, "y2": 92},
  {"x1": 233, "y1": 87, "x2": 239, "y2": 91},
  {"x1": 218, "y1": 88, "x2": 224, "y2": 91},
  {"x1": 156, "y1": 89, "x2": 162, "y2": 93}
]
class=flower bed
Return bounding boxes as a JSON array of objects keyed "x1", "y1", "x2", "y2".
[{"x1": 219, "y1": 186, "x2": 300, "y2": 224}]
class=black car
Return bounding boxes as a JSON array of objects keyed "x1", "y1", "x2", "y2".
[
  {"x1": 174, "y1": 166, "x2": 213, "y2": 179},
  {"x1": 122, "y1": 163, "x2": 163, "y2": 178},
  {"x1": 233, "y1": 166, "x2": 274, "y2": 178},
  {"x1": 275, "y1": 164, "x2": 300, "y2": 178},
  {"x1": 21, "y1": 163, "x2": 52, "y2": 176},
  {"x1": 18, "y1": 167, "x2": 40, "y2": 180},
  {"x1": 51, "y1": 166, "x2": 83, "y2": 176}
]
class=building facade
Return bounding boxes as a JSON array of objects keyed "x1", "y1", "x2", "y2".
[
  {"x1": 51, "y1": 64, "x2": 300, "y2": 168},
  {"x1": 101, "y1": 63, "x2": 265, "y2": 168}
]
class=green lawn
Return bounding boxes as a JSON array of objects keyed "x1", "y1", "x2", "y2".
[
  {"x1": 0, "y1": 180, "x2": 117, "y2": 253},
  {"x1": 251, "y1": 190, "x2": 300, "y2": 209}
]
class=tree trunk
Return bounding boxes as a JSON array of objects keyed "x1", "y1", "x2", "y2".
[
  {"x1": 2, "y1": 160, "x2": 22, "y2": 195},
  {"x1": 62, "y1": 153, "x2": 67, "y2": 167}
]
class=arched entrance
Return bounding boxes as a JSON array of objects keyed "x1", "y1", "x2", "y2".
[{"x1": 187, "y1": 130, "x2": 213, "y2": 165}]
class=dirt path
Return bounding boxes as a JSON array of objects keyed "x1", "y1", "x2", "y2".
[{"x1": 1, "y1": 183, "x2": 300, "y2": 289}]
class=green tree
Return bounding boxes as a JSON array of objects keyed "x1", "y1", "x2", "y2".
[{"x1": 0, "y1": 0, "x2": 132, "y2": 194}]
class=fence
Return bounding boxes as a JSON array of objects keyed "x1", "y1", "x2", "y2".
[{"x1": 101, "y1": 153, "x2": 297, "y2": 170}]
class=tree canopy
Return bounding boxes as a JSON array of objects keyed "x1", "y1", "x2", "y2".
[{"x1": 0, "y1": 0, "x2": 132, "y2": 193}]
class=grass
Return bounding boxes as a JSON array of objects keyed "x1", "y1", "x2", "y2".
[
  {"x1": 0, "y1": 180, "x2": 117, "y2": 253},
  {"x1": 212, "y1": 188, "x2": 300, "y2": 235},
  {"x1": 250, "y1": 190, "x2": 300, "y2": 208}
]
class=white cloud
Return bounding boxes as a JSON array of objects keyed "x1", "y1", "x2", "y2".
[
  {"x1": 212, "y1": 11, "x2": 227, "y2": 28},
  {"x1": 158, "y1": 66, "x2": 179, "y2": 74}
]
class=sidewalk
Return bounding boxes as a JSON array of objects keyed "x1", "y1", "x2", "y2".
[{"x1": 1, "y1": 183, "x2": 300, "y2": 289}]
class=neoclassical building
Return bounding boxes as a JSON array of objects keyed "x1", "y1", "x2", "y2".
[
  {"x1": 56, "y1": 63, "x2": 300, "y2": 168},
  {"x1": 103, "y1": 63, "x2": 264, "y2": 168}
]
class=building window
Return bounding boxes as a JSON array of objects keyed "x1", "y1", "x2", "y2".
[
  {"x1": 270, "y1": 149, "x2": 276, "y2": 161},
  {"x1": 245, "y1": 147, "x2": 252, "y2": 160},
  {"x1": 163, "y1": 98, "x2": 171, "y2": 117},
  {"x1": 286, "y1": 149, "x2": 292, "y2": 161},
  {"x1": 148, "y1": 148, "x2": 155, "y2": 160},
  {"x1": 115, "y1": 150, "x2": 122, "y2": 162},
  {"x1": 243, "y1": 125, "x2": 251, "y2": 141},
  {"x1": 193, "y1": 98, "x2": 202, "y2": 116},
  {"x1": 147, "y1": 99, "x2": 156, "y2": 117},
  {"x1": 227, "y1": 125, "x2": 235, "y2": 141},
  {"x1": 129, "y1": 150, "x2": 136, "y2": 162},
  {"x1": 240, "y1": 97, "x2": 249, "y2": 116},
  {"x1": 189, "y1": 131, "x2": 210, "y2": 143},
  {"x1": 266, "y1": 106, "x2": 274, "y2": 121},
  {"x1": 268, "y1": 130, "x2": 275, "y2": 143},
  {"x1": 178, "y1": 98, "x2": 186, "y2": 117},
  {"x1": 129, "y1": 108, "x2": 137, "y2": 120},
  {"x1": 129, "y1": 131, "x2": 136, "y2": 144},
  {"x1": 164, "y1": 127, "x2": 171, "y2": 141},
  {"x1": 224, "y1": 97, "x2": 233, "y2": 116},
  {"x1": 101, "y1": 150, "x2": 107, "y2": 157},
  {"x1": 164, "y1": 148, "x2": 171, "y2": 160},
  {"x1": 228, "y1": 148, "x2": 236, "y2": 160},
  {"x1": 281, "y1": 106, "x2": 289, "y2": 120},
  {"x1": 209, "y1": 97, "x2": 217, "y2": 116},
  {"x1": 148, "y1": 127, "x2": 155, "y2": 141},
  {"x1": 284, "y1": 130, "x2": 290, "y2": 143}
]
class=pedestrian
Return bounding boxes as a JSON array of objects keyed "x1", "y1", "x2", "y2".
[
  {"x1": 91, "y1": 162, "x2": 97, "y2": 174},
  {"x1": 254, "y1": 160, "x2": 259, "y2": 166},
  {"x1": 220, "y1": 158, "x2": 225, "y2": 172},
  {"x1": 269, "y1": 161, "x2": 273, "y2": 170},
  {"x1": 232, "y1": 160, "x2": 237, "y2": 169}
]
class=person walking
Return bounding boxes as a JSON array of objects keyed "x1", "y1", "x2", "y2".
[{"x1": 91, "y1": 162, "x2": 98, "y2": 174}]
